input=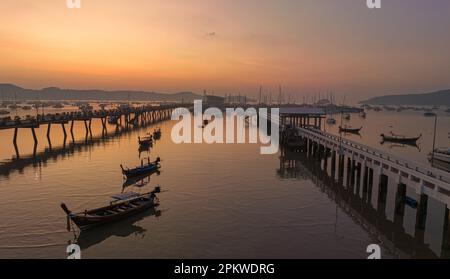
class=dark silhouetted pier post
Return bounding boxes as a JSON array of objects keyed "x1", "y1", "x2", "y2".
[
  {"x1": 13, "y1": 127, "x2": 18, "y2": 145},
  {"x1": 31, "y1": 127, "x2": 38, "y2": 144},
  {"x1": 83, "y1": 120, "x2": 88, "y2": 136},
  {"x1": 70, "y1": 120, "x2": 75, "y2": 142},
  {"x1": 88, "y1": 119, "x2": 92, "y2": 138},
  {"x1": 61, "y1": 123, "x2": 67, "y2": 139},
  {"x1": 46, "y1": 123, "x2": 52, "y2": 150}
]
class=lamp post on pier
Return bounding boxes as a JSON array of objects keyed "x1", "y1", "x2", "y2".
[{"x1": 431, "y1": 114, "x2": 438, "y2": 168}]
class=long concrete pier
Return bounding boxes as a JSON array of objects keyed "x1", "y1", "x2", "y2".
[{"x1": 295, "y1": 127, "x2": 450, "y2": 207}]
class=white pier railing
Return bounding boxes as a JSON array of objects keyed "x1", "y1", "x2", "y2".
[{"x1": 298, "y1": 127, "x2": 450, "y2": 206}]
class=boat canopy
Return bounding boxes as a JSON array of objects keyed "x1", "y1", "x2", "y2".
[{"x1": 111, "y1": 192, "x2": 141, "y2": 201}]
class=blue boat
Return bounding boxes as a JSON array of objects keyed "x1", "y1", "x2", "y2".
[
  {"x1": 120, "y1": 157, "x2": 161, "y2": 178},
  {"x1": 405, "y1": 196, "x2": 418, "y2": 209}
]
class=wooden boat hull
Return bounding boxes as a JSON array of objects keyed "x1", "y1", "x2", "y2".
[
  {"x1": 70, "y1": 200, "x2": 158, "y2": 231},
  {"x1": 122, "y1": 164, "x2": 160, "y2": 178},
  {"x1": 339, "y1": 127, "x2": 362, "y2": 134},
  {"x1": 381, "y1": 134, "x2": 421, "y2": 144},
  {"x1": 62, "y1": 190, "x2": 161, "y2": 231},
  {"x1": 138, "y1": 139, "x2": 152, "y2": 146}
]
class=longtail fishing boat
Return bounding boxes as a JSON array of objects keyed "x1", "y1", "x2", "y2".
[
  {"x1": 61, "y1": 186, "x2": 162, "y2": 231},
  {"x1": 120, "y1": 157, "x2": 161, "y2": 178},
  {"x1": 138, "y1": 134, "x2": 153, "y2": 146},
  {"x1": 381, "y1": 132, "x2": 421, "y2": 144},
  {"x1": 339, "y1": 126, "x2": 362, "y2": 134}
]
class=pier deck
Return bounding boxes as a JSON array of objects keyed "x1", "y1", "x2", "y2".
[{"x1": 295, "y1": 127, "x2": 450, "y2": 207}]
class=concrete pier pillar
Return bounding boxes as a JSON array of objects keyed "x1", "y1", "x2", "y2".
[
  {"x1": 338, "y1": 154, "x2": 345, "y2": 181},
  {"x1": 385, "y1": 175, "x2": 400, "y2": 222},
  {"x1": 371, "y1": 168, "x2": 382, "y2": 209},
  {"x1": 394, "y1": 183, "x2": 407, "y2": 224},
  {"x1": 350, "y1": 160, "x2": 356, "y2": 192},
  {"x1": 362, "y1": 165, "x2": 369, "y2": 201},
  {"x1": 355, "y1": 162, "x2": 362, "y2": 196},
  {"x1": 345, "y1": 158, "x2": 352, "y2": 188},
  {"x1": 331, "y1": 150, "x2": 337, "y2": 179},
  {"x1": 414, "y1": 194, "x2": 429, "y2": 245},
  {"x1": 377, "y1": 174, "x2": 388, "y2": 214},
  {"x1": 367, "y1": 168, "x2": 374, "y2": 204}
]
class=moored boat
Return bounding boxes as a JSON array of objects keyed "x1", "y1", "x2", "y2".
[
  {"x1": 121, "y1": 157, "x2": 161, "y2": 178},
  {"x1": 61, "y1": 186, "x2": 162, "y2": 231},
  {"x1": 138, "y1": 134, "x2": 153, "y2": 146},
  {"x1": 339, "y1": 126, "x2": 362, "y2": 134},
  {"x1": 52, "y1": 103, "x2": 64, "y2": 109},
  {"x1": 424, "y1": 112, "x2": 436, "y2": 117},
  {"x1": 381, "y1": 132, "x2": 421, "y2": 144}
]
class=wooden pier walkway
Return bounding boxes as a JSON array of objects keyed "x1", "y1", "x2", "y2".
[{"x1": 0, "y1": 103, "x2": 184, "y2": 157}]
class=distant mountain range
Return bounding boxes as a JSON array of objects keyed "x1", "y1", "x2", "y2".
[
  {"x1": 0, "y1": 83, "x2": 202, "y2": 102},
  {"x1": 360, "y1": 89, "x2": 450, "y2": 106}
]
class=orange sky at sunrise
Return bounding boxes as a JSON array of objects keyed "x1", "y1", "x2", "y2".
[{"x1": 1, "y1": 0, "x2": 450, "y2": 103}]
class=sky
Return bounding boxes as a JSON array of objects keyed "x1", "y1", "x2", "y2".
[{"x1": 1, "y1": 0, "x2": 450, "y2": 104}]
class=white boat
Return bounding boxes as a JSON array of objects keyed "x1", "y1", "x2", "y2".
[{"x1": 429, "y1": 148, "x2": 450, "y2": 164}]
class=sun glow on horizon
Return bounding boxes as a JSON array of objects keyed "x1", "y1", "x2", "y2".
[{"x1": 1, "y1": 0, "x2": 450, "y2": 102}]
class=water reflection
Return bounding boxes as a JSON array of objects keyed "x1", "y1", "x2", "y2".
[
  {"x1": 71, "y1": 206, "x2": 162, "y2": 251},
  {"x1": 0, "y1": 121, "x2": 156, "y2": 178},
  {"x1": 278, "y1": 148, "x2": 450, "y2": 258},
  {"x1": 380, "y1": 141, "x2": 421, "y2": 151},
  {"x1": 122, "y1": 170, "x2": 161, "y2": 189}
]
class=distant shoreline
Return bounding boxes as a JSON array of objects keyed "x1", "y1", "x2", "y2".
[
  {"x1": 0, "y1": 83, "x2": 202, "y2": 103},
  {"x1": 360, "y1": 89, "x2": 450, "y2": 106}
]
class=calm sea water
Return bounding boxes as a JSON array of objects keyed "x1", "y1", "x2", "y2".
[{"x1": 0, "y1": 106, "x2": 449, "y2": 258}]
